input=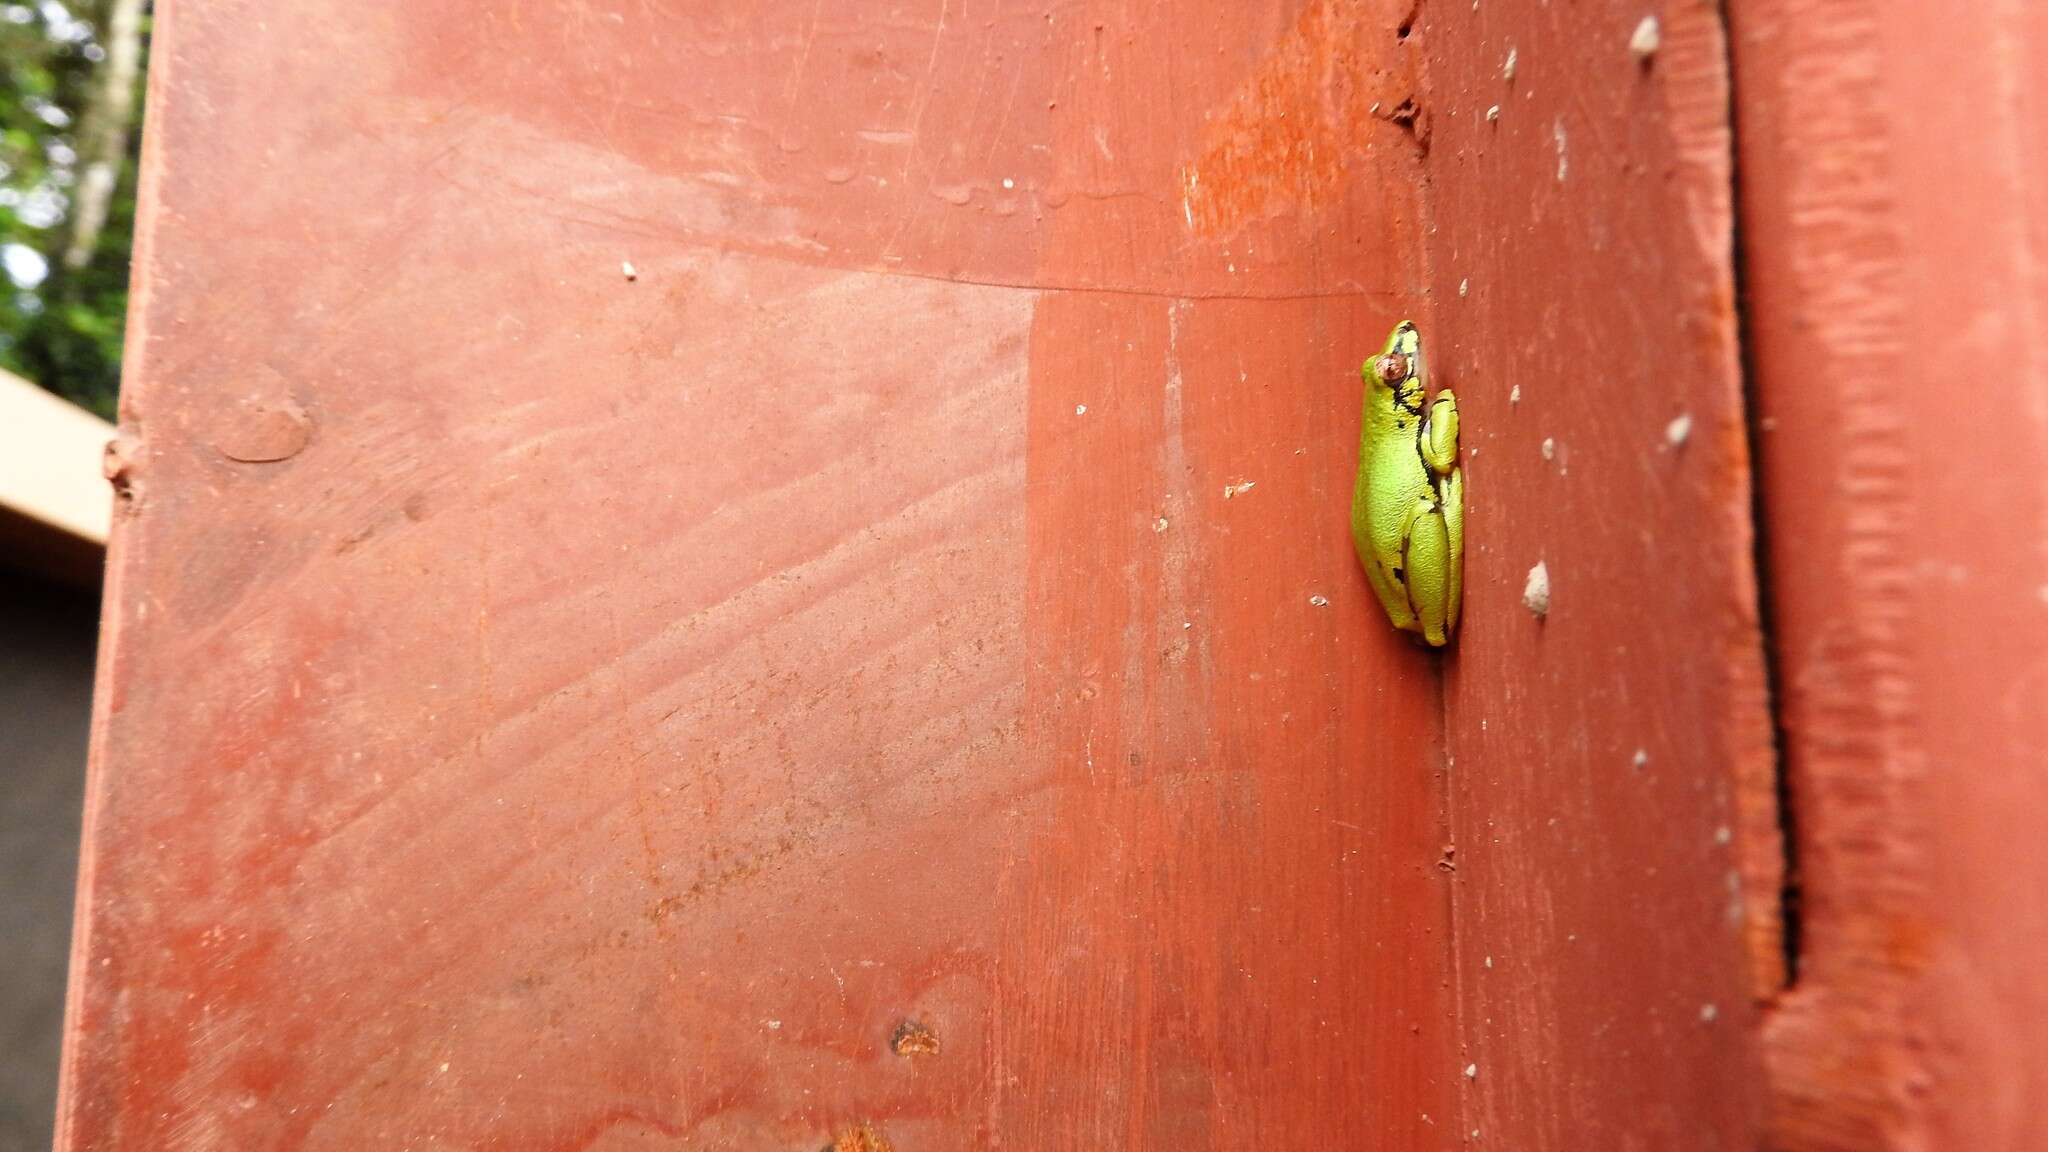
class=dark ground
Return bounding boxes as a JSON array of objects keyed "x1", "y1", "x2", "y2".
[{"x1": 0, "y1": 569, "x2": 96, "y2": 1152}]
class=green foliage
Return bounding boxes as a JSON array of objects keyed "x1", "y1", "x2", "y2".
[{"x1": 0, "y1": 1, "x2": 148, "y2": 421}]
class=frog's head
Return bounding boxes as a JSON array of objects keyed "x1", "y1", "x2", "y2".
[{"x1": 1366, "y1": 321, "x2": 1426, "y2": 409}]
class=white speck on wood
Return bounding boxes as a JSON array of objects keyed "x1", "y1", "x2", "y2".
[
  {"x1": 1459, "y1": 277, "x2": 1470, "y2": 297},
  {"x1": 1700, "y1": 1003, "x2": 1719, "y2": 1023},
  {"x1": 1510, "y1": 384, "x2": 1521, "y2": 404},
  {"x1": 1502, "y1": 47, "x2": 1517, "y2": 82},
  {"x1": 1309, "y1": 594, "x2": 1330, "y2": 607},
  {"x1": 1522, "y1": 561, "x2": 1551, "y2": 618},
  {"x1": 1553, "y1": 118, "x2": 1568, "y2": 181},
  {"x1": 1666, "y1": 413, "x2": 1693, "y2": 447},
  {"x1": 1541, "y1": 437, "x2": 1556, "y2": 461},
  {"x1": 1629, "y1": 15, "x2": 1661, "y2": 62},
  {"x1": 1075, "y1": 403, "x2": 1087, "y2": 416},
  {"x1": 621, "y1": 260, "x2": 638, "y2": 280},
  {"x1": 1223, "y1": 480, "x2": 1256, "y2": 499},
  {"x1": 1486, "y1": 104, "x2": 1500, "y2": 122},
  {"x1": 1464, "y1": 1063, "x2": 1479, "y2": 1080}
]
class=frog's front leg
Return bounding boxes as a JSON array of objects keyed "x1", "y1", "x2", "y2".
[
  {"x1": 1402, "y1": 498, "x2": 1453, "y2": 646},
  {"x1": 1419, "y1": 391, "x2": 1462, "y2": 636},
  {"x1": 1440, "y1": 467, "x2": 1464, "y2": 634},
  {"x1": 1420, "y1": 391, "x2": 1459, "y2": 476}
]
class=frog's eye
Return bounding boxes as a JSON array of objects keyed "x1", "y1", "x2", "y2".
[{"x1": 1375, "y1": 353, "x2": 1411, "y2": 384}]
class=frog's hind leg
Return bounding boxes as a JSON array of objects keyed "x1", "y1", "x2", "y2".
[
  {"x1": 1405, "y1": 501, "x2": 1452, "y2": 647},
  {"x1": 1353, "y1": 504, "x2": 1419, "y2": 634},
  {"x1": 1363, "y1": 542, "x2": 1418, "y2": 633}
]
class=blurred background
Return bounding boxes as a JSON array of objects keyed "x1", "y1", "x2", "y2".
[{"x1": 0, "y1": 2, "x2": 147, "y2": 1149}]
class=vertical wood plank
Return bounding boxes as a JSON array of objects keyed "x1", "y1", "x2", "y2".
[
  {"x1": 60, "y1": 2, "x2": 1473, "y2": 1148},
  {"x1": 1729, "y1": 1, "x2": 2048, "y2": 1148},
  {"x1": 1419, "y1": 0, "x2": 1779, "y2": 1146}
]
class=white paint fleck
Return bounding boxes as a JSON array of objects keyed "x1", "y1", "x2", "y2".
[
  {"x1": 1632, "y1": 748, "x2": 1650, "y2": 770},
  {"x1": 1459, "y1": 277, "x2": 1470, "y2": 297},
  {"x1": 1002, "y1": 177, "x2": 1016, "y2": 189},
  {"x1": 1666, "y1": 412, "x2": 1693, "y2": 447},
  {"x1": 1502, "y1": 47, "x2": 1517, "y2": 82},
  {"x1": 1509, "y1": 384, "x2": 1521, "y2": 405},
  {"x1": 1715, "y1": 825, "x2": 1733, "y2": 845},
  {"x1": 1463, "y1": 1063, "x2": 1479, "y2": 1080},
  {"x1": 1522, "y1": 561, "x2": 1551, "y2": 618},
  {"x1": 1629, "y1": 15, "x2": 1662, "y2": 62},
  {"x1": 1154, "y1": 516, "x2": 1169, "y2": 533},
  {"x1": 1700, "y1": 1003, "x2": 1719, "y2": 1023},
  {"x1": 1223, "y1": 480, "x2": 1256, "y2": 499},
  {"x1": 1309, "y1": 595, "x2": 1330, "y2": 607},
  {"x1": 1553, "y1": 118, "x2": 1569, "y2": 181},
  {"x1": 1484, "y1": 954, "x2": 1493, "y2": 968},
  {"x1": 1541, "y1": 437, "x2": 1556, "y2": 461},
  {"x1": 621, "y1": 260, "x2": 638, "y2": 281},
  {"x1": 1486, "y1": 104, "x2": 1500, "y2": 122},
  {"x1": 1075, "y1": 403, "x2": 1088, "y2": 416}
]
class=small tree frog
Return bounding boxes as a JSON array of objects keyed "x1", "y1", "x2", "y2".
[{"x1": 1350, "y1": 321, "x2": 1463, "y2": 646}]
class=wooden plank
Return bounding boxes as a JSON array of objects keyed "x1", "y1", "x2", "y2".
[
  {"x1": 1728, "y1": 1, "x2": 2048, "y2": 1148},
  {"x1": 0, "y1": 369, "x2": 114, "y2": 547},
  {"x1": 60, "y1": 3, "x2": 1459, "y2": 1148},
  {"x1": 1415, "y1": 1, "x2": 1781, "y2": 1147},
  {"x1": 61, "y1": 1, "x2": 1782, "y2": 1147}
]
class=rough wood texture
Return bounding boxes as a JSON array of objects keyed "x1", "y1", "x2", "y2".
[
  {"x1": 1729, "y1": 1, "x2": 2048, "y2": 1148},
  {"x1": 1418, "y1": 0, "x2": 1779, "y2": 1147},
  {"x1": 61, "y1": 1, "x2": 1774, "y2": 1148}
]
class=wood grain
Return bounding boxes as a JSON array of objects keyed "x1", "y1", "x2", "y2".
[
  {"x1": 1729, "y1": 0, "x2": 2048, "y2": 1148},
  {"x1": 60, "y1": 1, "x2": 1783, "y2": 1148},
  {"x1": 1418, "y1": 0, "x2": 1779, "y2": 1147}
]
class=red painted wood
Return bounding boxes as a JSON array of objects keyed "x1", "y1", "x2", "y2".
[
  {"x1": 1729, "y1": 1, "x2": 2048, "y2": 1148},
  {"x1": 1418, "y1": 1, "x2": 1780, "y2": 1147},
  {"x1": 61, "y1": 1, "x2": 1776, "y2": 1148}
]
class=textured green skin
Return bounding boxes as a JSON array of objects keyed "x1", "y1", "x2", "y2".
[{"x1": 1350, "y1": 322, "x2": 1464, "y2": 646}]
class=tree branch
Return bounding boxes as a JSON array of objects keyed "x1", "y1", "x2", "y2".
[{"x1": 62, "y1": 0, "x2": 145, "y2": 271}]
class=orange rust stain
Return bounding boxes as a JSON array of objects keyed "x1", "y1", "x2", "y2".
[
  {"x1": 1181, "y1": 0, "x2": 1415, "y2": 236},
  {"x1": 889, "y1": 1020, "x2": 940, "y2": 1058},
  {"x1": 831, "y1": 1122, "x2": 894, "y2": 1152}
]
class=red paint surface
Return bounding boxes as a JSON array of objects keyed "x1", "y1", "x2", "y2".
[
  {"x1": 1419, "y1": 1, "x2": 1778, "y2": 1147},
  {"x1": 62, "y1": 1, "x2": 1776, "y2": 1148},
  {"x1": 1730, "y1": 1, "x2": 2048, "y2": 1148}
]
